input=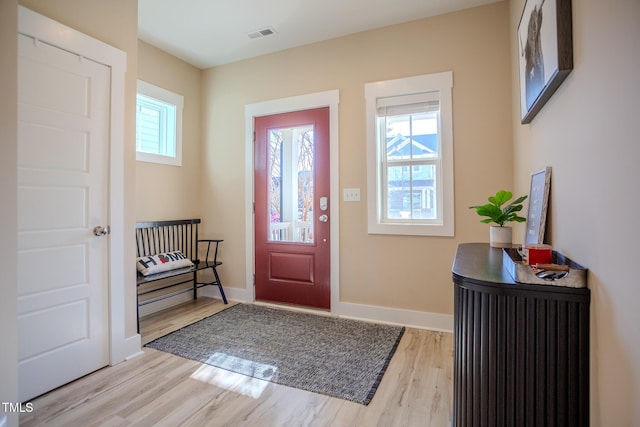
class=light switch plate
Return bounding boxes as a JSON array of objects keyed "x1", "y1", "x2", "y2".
[{"x1": 343, "y1": 188, "x2": 360, "y2": 202}]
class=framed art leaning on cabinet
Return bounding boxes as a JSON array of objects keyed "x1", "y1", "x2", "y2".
[{"x1": 525, "y1": 166, "x2": 551, "y2": 245}]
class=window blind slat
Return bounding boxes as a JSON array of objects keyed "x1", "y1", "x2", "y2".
[
  {"x1": 378, "y1": 101, "x2": 439, "y2": 116},
  {"x1": 377, "y1": 91, "x2": 440, "y2": 116}
]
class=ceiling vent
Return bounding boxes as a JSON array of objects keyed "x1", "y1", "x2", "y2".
[{"x1": 247, "y1": 27, "x2": 277, "y2": 40}]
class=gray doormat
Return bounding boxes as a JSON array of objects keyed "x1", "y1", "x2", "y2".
[{"x1": 145, "y1": 304, "x2": 405, "y2": 405}]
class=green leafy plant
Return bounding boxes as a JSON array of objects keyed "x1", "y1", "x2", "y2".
[{"x1": 469, "y1": 190, "x2": 528, "y2": 227}]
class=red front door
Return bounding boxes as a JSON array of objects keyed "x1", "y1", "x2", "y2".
[{"x1": 254, "y1": 107, "x2": 330, "y2": 309}]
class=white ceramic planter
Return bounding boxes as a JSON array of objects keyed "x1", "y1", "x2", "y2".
[{"x1": 490, "y1": 226, "x2": 512, "y2": 248}]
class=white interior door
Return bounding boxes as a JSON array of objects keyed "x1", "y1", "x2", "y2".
[{"x1": 17, "y1": 33, "x2": 110, "y2": 401}]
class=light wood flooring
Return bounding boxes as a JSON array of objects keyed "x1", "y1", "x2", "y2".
[{"x1": 20, "y1": 297, "x2": 453, "y2": 426}]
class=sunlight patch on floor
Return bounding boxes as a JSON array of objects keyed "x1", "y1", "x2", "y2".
[{"x1": 189, "y1": 353, "x2": 277, "y2": 399}]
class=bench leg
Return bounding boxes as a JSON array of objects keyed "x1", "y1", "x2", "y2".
[
  {"x1": 192, "y1": 271, "x2": 198, "y2": 300},
  {"x1": 211, "y1": 266, "x2": 228, "y2": 304},
  {"x1": 136, "y1": 287, "x2": 140, "y2": 334}
]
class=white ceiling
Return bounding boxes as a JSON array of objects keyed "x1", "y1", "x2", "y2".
[{"x1": 138, "y1": 0, "x2": 502, "y2": 69}]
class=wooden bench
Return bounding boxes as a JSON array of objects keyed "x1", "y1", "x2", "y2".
[{"x1": 135, "y1": 219, "x2": 227, "y2": 331}]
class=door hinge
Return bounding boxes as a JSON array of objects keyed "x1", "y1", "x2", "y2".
[{"x1": 253, "y1": 274, "x2": 256, "y2": 286}]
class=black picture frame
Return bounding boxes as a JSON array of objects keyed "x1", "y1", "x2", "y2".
[
  {"x1": 525, "y1": 167, "x2": 551, "y2": 245},
  {"x1": 517, "y1": 0, "x2": 573, "y2": 124}
]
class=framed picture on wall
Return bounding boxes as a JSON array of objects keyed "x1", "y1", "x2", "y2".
[
  {"x1": 525, "y1": 167, "x2": 551, "y2": 245},
  {"x1": 518, "y1": 0, "x2": 573, "y2": 124}
]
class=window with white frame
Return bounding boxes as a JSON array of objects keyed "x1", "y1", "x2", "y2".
[
  {"x1": 136, "y1": 80, "x2": 183, "y2": 166},
  {"x1": 365, "y1": 72, "x2": 454, "y2": 236}
]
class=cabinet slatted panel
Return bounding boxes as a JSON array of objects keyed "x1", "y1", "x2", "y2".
[{"x1": 452, "y1": 244, "x2": 590, "y2": 427}]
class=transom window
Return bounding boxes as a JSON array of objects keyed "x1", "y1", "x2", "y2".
[
  {"x1": 136, "y1": 80, "x2": 183, "y2": 166},
  {"x1": 365, "y1": 72, "x2": 454, "y2": 236}
]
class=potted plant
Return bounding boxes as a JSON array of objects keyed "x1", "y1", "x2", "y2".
[{"x1": 469, "y1": 190, "x2": 528, "y2": 248}]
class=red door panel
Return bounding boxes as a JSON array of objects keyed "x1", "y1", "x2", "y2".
[{"x1": 254, "y1": 107, "x2": 330, "y2": 309}]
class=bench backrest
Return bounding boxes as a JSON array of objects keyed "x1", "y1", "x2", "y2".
[{"x1": 136, "y1": 219, "x2": 201, "y2": 264}]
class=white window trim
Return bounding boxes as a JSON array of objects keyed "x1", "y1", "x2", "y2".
[
  {"x1": 365, "y1": 71, "x2": 454, "y2": 236},
  {"x1": 136, "y1": 80, "x2": 183, "y2": 166}
]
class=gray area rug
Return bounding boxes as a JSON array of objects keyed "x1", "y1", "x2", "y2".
[{"x1": 145, "y1": 304, "x2": 405, "y2": 405}]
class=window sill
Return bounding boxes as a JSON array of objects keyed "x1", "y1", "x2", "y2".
[
  {"x1": 367, "y1": 221, "x2": 454, "y2": 237},
  {"x1": 136, "y1": 151, "x2": 181, "y2": 167}
]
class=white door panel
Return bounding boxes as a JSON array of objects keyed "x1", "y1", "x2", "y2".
[
  {"x1": 17, "y1": 244, "x2": 87, "y2": 294},
  {"x1": 18, "y1": 186, "x2": 88, "y2": 230},
  {"x1": 17, "y1": 284, "x2": 88, "y2": 315},
  {"x1": 18, "y1": 121, "x2": 89, "y2": 172},
  {"x1": 18, "y1": 300, "x2": 89, "y2": 360},
  {"x1": 17, "y1": 33, "x2": 110, "y2": 401},
  {"x1": 18, "y1": 41, "x2": 92, "y2": 117}
]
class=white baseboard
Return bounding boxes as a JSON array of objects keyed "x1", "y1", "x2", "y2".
[
  {"x1": 201, "y1": 285, "x2": 252, "y2": 303},
  {"x1": 138, "y1": 291, "x2": 199, "y2": 317},
  {"x1": 119, "y1": 334, "x2": 142, "y2": 363},
  {"x1": 333, "y1": 301, "x2": 453, "y2": 332},
  {"x1": 151, "y1": 283, "x2": 453, "y2": 332},
  {"x1": 138, "y1": 285, "x2": 250, "y2": 319},
  {"x1": 244, "y1": 300, "x2": 452, "y2": 333},
  {"x1": 125, "y1": 350, "x2": 144, "y2": 361},
  {"x1": 214, "y1": 285, "x2": 453, "y2": 332}
]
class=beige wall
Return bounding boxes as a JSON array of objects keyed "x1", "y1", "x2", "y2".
[
  {"x1": 202, "y1": 2, "x2": 513, "y2": 314},
  {"x1": 18, "y1": 0, "x2": 139, "y2": 338},
  {"x1": 137, "y1": 40, "x2": 203, "y2": 221},
  {"x1": 0, "y1": 1, "x2": 18, "y2": 424},
  {"x1": 509, "y1": 0, "x2": 640, "y2": 425}
]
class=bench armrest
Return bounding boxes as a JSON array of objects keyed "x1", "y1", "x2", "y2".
[{"x1": 198, "y1": 239, "x2": 224, "y2": 264}]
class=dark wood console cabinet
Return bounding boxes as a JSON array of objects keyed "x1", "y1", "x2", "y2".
[{"x1": 452, "y1": 243, "x2": 590, "y2": 427}]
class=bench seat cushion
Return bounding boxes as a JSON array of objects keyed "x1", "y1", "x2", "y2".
[{"x1": 136, "y1": 251, "x2": 194, "y2": 276}]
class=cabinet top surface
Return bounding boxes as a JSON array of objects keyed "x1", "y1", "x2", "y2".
[
  {"x1": 452, "y1": 243, "x2": 590, "y2": 296},
  {"x1": 452, "y1": 243, "x2": 515, "y2": 285}
]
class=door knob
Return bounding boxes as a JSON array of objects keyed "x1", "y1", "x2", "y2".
[
  {"x1": 93, "y1": 226, "x2": 110, "y2": 236},
  {"x1": 318, "y1": 214, "x2": 329, "y2": 223}
]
